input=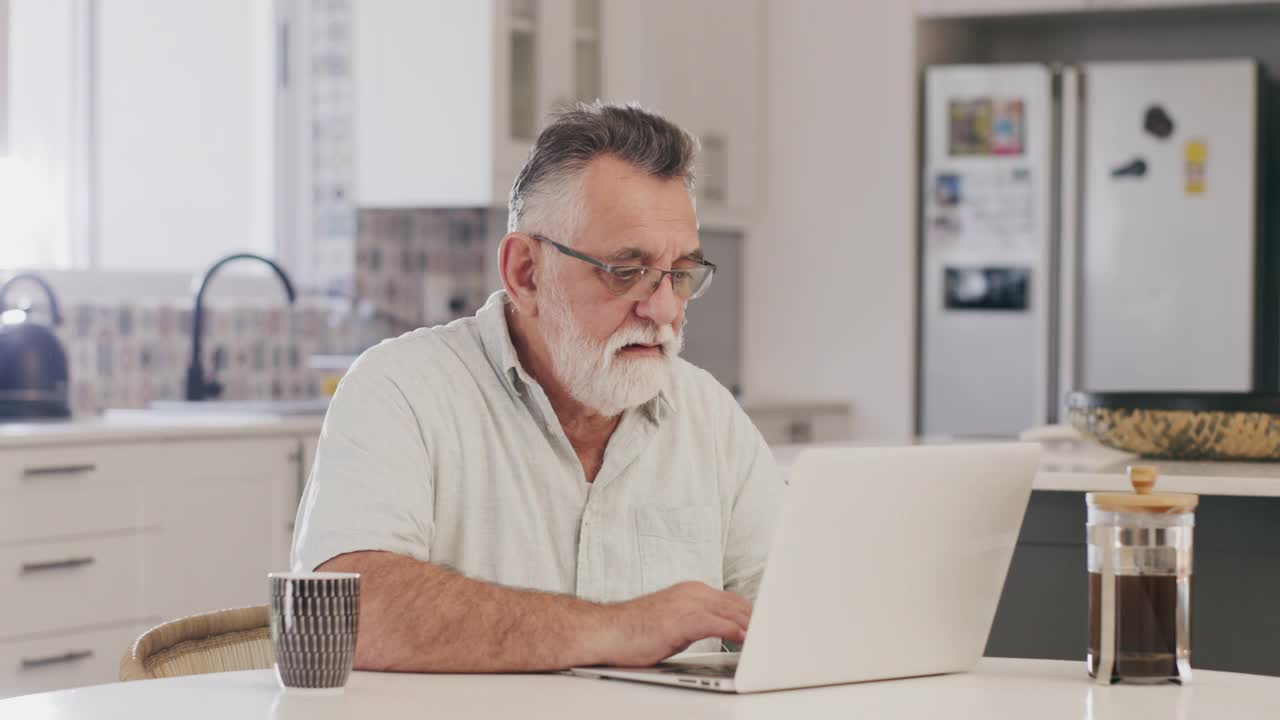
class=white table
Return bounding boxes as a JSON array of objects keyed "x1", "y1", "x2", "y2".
[{"x1": 3, "y1": 659, "x2": 1278, "y2": 719}]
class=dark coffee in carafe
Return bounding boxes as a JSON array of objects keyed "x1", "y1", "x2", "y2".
[{"x1": 1087, "y1": 572, "x2": 1183, "y2": 681}]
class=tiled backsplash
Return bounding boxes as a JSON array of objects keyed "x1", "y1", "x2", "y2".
[
  {"x1": 57, "y1": 207, "x2": 501, "y2": 416},
  {"x1": 355, "y1": 207, "x2": 504, "y2": 330},
  {"x1": 57, "y1": 301, "x2": 398, "y2": 415}
]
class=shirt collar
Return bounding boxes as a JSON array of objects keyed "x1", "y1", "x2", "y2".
[
  {"x1": 645, "y1": 383, "x2": 676, "y2": 423},
  {"x1": 476, "y1": 290, "x2": 677, "y2": 422},
  {"x1": 477, "y1": 290, "x2": 533, "y2": 397}
]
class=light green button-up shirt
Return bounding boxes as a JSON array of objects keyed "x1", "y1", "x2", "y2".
[{"x1": 293, "y1": 291, "x2": 781, "y2": 651}]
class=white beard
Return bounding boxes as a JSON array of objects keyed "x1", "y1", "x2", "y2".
[{"x1": 542, "y1": 284, "x2": 683, "y2": 418}]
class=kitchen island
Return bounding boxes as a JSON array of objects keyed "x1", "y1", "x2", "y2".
[{"x1": 776, "y1": 439, "x2": 1280, "y2": 676}]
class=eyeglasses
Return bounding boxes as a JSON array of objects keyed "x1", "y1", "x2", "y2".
[{"x1": 532, "y1": 234, "x2": 716, "y2": 301}]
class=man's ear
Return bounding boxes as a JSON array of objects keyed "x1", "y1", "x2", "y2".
[{"x1": 499, "y1": 232, "x2": 543, "y2": 317}]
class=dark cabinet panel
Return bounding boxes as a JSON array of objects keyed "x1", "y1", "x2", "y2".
[{"x1": 987, "y1": 491, "x2": 1280, "y2": 676}]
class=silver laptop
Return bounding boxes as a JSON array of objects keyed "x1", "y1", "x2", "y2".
[{"x1": 570, "y1": 442, "x2": 1040, "y2": 693}]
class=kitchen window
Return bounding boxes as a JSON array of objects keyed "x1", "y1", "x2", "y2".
[
  {"x1": 0, "y1": 0, "x2": 88, "y2": 270},
  {"x1": 1, "y1": 0, "x2": 284, "y2": 276}
]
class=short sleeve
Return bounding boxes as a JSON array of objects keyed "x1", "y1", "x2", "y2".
[{"x1": 291, "y1": 351, "x2": 435, "y2": 572}]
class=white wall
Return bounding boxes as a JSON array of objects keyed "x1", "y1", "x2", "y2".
[
  {"x1": 747, "y1": 0, "x2": 918, "y2": 442},
  {"x1": 96, "y1": 0, "x2": 275, "y2": 272}
]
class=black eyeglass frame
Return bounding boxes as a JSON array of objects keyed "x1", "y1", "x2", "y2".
[{"x1": 530, "y1": 233, "x2": 717, "y2": 301}]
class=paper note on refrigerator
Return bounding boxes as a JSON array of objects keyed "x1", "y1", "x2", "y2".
[
  {"x1": 968, "y1": 167, "x2": 1036, "y2": 242},
  {"x1": 1185, "y1": 139, "x2": 1207, "y2": 195},
  {"x1": 927, "y1": 167, "x2": 1036, "y2": 253}
]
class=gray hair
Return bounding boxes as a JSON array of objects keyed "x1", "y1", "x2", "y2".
[{"x1": 507, "y1": 101, "x2": 698, "y2": 240}]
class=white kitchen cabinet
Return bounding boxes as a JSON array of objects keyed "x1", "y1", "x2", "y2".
[
  {"x1": 141, "y1": 437, "x2": 296, "y2": 622},
  {"x1": 0, "y1": 444, "x2": 143, "y2": 544},
  {"x1": 0, "y1": 535, "x2": 145, "y2": 639},
  {"x1": 271, "y1": 436, "x2": 312, "y2": 571},
  {"x1": 0, "y1": 429, "x2": 315, "y2": 698},
  {"x1": 354, "y1": 0, "x2": 602, "y2": 208},
  {"x1": 601, "y1": 0, "x2": 763, "y2": 215},
  {"x1": 0, "y1": 623, "x2": 155, "y2": 698}
]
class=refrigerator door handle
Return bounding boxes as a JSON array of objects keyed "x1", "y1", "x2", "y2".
[
  {"x1": 1032, "y1": 67, "x2": 1058, "y2": 428},
  {"x1": 1056, "y1": 66, "x2": 1083, "y2": 419}
]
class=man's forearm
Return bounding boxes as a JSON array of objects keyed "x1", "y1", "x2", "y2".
[{"x1": 318, "y1": 551, "x2": 613, "y2": 672}]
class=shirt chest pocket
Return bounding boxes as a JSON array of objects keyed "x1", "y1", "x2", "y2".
[{"x1": 635, "y1": 504, "x2": 723, "y2": 594}]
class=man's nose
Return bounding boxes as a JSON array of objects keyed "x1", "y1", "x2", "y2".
[{"x1": 636, "y1": 273, "x2": 680, "y2": 327}]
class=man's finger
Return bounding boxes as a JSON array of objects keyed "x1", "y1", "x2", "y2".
[{"x1": 697, "y1": 615, "x2": 747, "y2": 645}]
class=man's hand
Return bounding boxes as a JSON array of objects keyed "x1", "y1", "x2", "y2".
[{"x1": 595, "y1": 582, "x2": 752, "y2": 667}]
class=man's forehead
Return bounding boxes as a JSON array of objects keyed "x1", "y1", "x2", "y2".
[
  {"x1": 575, "y1": 215, "x2": 700, "y2": 260},
  {"x1": 576, "y1": 172, "x2": 699, "y2": 260},
  {"x1": 603, "y1": 242, "x2": 703, "y2": 262}
]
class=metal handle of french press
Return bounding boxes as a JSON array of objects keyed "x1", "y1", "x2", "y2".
[
  {"x1": 1096, "y1": 526, "x2": 1116, "y2": 686},
  {"x1": 1176, "y1": 569, "x2": 1193, "y2": 685}
]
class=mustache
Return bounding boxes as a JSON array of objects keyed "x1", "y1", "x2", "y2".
[{"x1": 604, "y1": 322, "x2": 682, "y2": 360}]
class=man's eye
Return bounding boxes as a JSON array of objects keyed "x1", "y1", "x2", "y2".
[{"x1": 611, "y1": 267, "x2": 644, "y2": 281}]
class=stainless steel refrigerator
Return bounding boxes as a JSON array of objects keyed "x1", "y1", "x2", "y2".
[{"x1": 919, "y1": 60, "x2": 1264, "y2": 437}]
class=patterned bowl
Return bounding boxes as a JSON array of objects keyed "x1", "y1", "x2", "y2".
[{"x1": 1066, "y1": 392, "x2": 1280, "y2": 461}]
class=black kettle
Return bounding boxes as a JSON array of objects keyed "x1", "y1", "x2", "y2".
[{"x1": 0, "y1": 273, "x2": 71, "y2": 420}]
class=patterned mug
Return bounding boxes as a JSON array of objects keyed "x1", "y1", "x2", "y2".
[{"x1": 268, "y1": 572, "x2": 361, "y2": 692}]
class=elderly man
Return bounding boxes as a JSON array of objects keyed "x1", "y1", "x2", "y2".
[{"x1": 292, "y1": 102, "x2": 781, "y2": 672}]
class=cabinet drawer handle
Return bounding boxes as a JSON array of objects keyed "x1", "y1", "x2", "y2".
[
  {"x1": 20, "y1": 556, "x2": 96, "y2": 575},
  {"x1": 22, "y1": 463, "x2": 97, "y2": 479},
  {"x1": 20, "y1": 650, "x2": 94, "y2": 670}
]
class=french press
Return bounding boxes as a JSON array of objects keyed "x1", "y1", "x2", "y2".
[{"x1": 1086, "y1": 465, "x2": 1197, "y2": 684}]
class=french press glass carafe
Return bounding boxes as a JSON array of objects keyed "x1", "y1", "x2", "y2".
[{"x1": 1087, "y1": 465, "x2": 1197, "y2": 684}]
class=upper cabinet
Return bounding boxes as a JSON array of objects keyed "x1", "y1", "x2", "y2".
[
  {"x1": 353, "y1": 0, "x2": 761, "y2": 217},
  {"x1": 917, "y1": 0, "x2": 1277, "y2": 17},
  {"x1": 601, "y1": 0, "x2": 763, "y2": 216},
  {"x1": 353, "y1": 0, "x2": 603, "y2": 208}
]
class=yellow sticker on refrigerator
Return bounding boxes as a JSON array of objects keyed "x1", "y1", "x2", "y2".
[{"x1": 1185, "y1": 139, "x2": 1207, "y2": 195}]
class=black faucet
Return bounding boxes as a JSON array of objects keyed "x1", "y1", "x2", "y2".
[{"x1": 186, "y1": 253, "x2": 297, "y2": 401}]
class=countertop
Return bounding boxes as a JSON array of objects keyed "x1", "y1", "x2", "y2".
[
  {"x1": 0, "y1": 412, "x2": 325, "y2": 448},
  {"x1": 772, "y1": 438, "x2": 1280, "y2": 498},
  {"x1": 1032, "y1": 439, "x2": 1280, "y2": 497},
  {"x1": 3, "y1": 658, "x2": 1278, "y2": 720},
  {"x1": 8, "y1": 412, "x2": 1280, "y2": 498}
]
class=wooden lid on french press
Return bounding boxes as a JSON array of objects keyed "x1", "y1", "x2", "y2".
[{"x1": 1086, "y1": 465, "x2": 1199, "y2": 513}]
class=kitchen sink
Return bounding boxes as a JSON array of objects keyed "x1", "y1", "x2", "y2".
[
  {"x1": 101, "y1": 399, "x2": 330, "y2": 426},
  {"x1": 146, "y1": 399, "x2": 331, "y2": 416}
]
